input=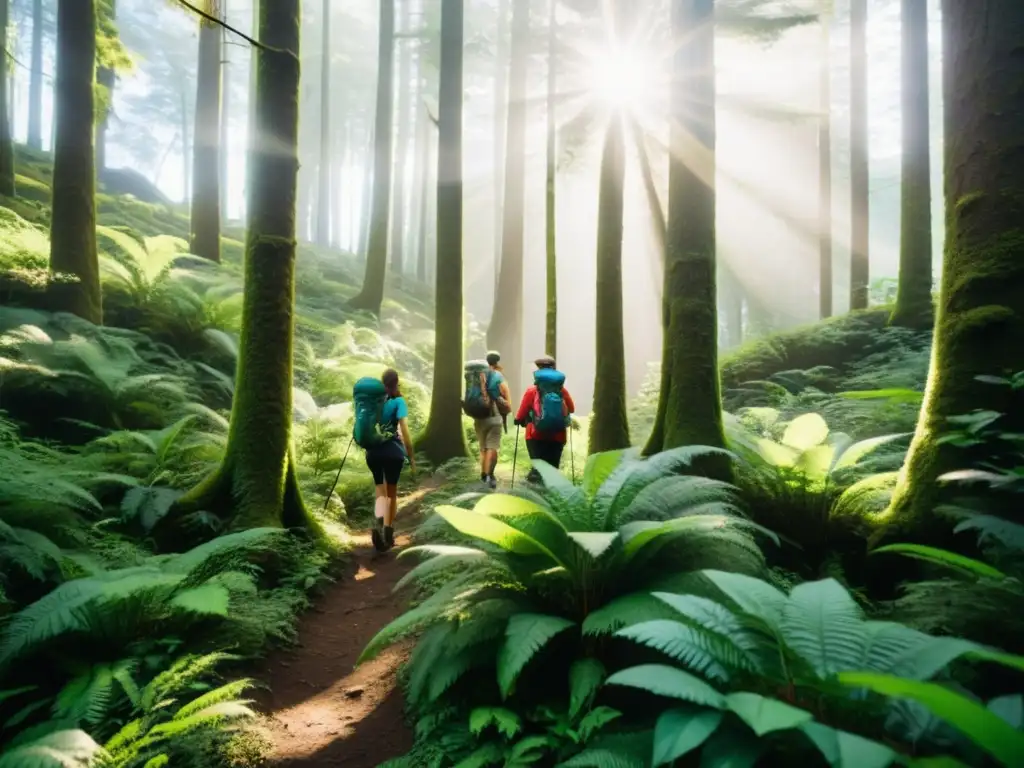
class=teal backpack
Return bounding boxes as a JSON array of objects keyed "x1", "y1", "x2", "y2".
[
  {"x1": 462, "y1": 361, "x2": 500, "y2": 419},
  {"x1": 532, "y1": 368, "x2": 569, "y2": 434},
  {"x1": 352, "y1": 377, "x2": 393, "y2": 449}
]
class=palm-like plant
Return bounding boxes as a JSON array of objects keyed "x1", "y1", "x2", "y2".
[
  {"x1": 360, "y1": 447, "x2": 775, "y2": 764},
  {"x1": 607, "y1": 570, "x2": 1018, "y2": 766}
]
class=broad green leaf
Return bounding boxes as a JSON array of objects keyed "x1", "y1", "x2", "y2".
[
  {"x1": 781, "y1": 413, "x2": 829, "y2": 451},
  {"x1": 169, "y1": 584, "x2": 230, "y2": 616},
  {"x1": 967, "y1": 648, "x2": 1024, "y2": 674},
  {"x1": 582, "y1": 590, "x2": 684, "y2": 636},
  {"x1": 605, "y1": 664, "x2": 726, "y2": 709},
  {"x1": 701, "y1": 570, "x2": 788, "y2": 634},
  {"x1": 838, "y1": 672, "x2": 1024, "y2": 766},
  {"x1": 469, "y1": 706, "x2": 521, "y2": 738},
  {"x1": 870, "y1": 543, "x2": 1005, "y2": 579},
  {"x1": 615, "y1": 620, "x2": 751, "y2": 682},
  {"x1": 795, "y1": 445, "x2": 835, "y2": 480},
  {"x1": 653, "y1": 708, "x2": 722, "y2": 765},
  {"x1": 0, "y1": 728, "x2": 105, "y2": 768},
  {"x1": 725, "y1": 692, "x2": 812, "y2": 736},
  {"x1": 755, "y1": 438, "x2": 798, "y2": 467},
  {"x1": 569, "y1": 658, "x2": 606, "y2": 720},
  {"x1": 831, "y1": 432, "x2": 911, "y2": 472},
  {"x1": 652, "y1": 593, "x2": 759, "y2": 653},
  {"x1": 434, "y1": 506, "x2": 557, "y2": 561},
  {"x1": 394, "y1": 546, "x2": 489, "y2": 592},
  {"x1": 620, "y1": 515, "x2": 734, "y2": 561},
  {"x1": 582, "y1": 450, "x2": 627, "y2": 499},
  {"x1": 568, "y1": 532, "x2": 618, "y2": 560},
  {"x1": 799, "y1": 721, "x2": 896, "y2": 768},
  {"x1": 988, "y1": 695, "x2": 1024, "y2": 729},
  {"x1": 698, "y1": 724, "x2": 761, "y2": 767},
  {"x1": 497, "y1": 614, "x2": 575, "y2": 697},
  {"x1": 780, "y1": 578, "x2": 865, "y2": 677}
]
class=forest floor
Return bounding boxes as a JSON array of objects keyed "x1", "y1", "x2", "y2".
[{"x1": 254, "y1": 487, "x2": 437, "y2": 767}]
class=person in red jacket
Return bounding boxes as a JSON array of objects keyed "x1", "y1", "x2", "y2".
[{"x1": 514, "y1": 355, "x2": 576, "y2": 483}]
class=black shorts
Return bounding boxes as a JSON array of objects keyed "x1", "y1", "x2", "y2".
[
  {"x1": 527, "y1": 439, "x2": 564, "y2": 469},
  {"x1": 366, "y1": 454, "x2": 405, "y2": 486}
]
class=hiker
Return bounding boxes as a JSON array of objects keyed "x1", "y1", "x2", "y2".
[
  {"x1": 462, "y1": 352, "x2": 511, "y2": 489},
  {"x1": 514, "y1": 355, "x2": 575, "y2": 484},
  {"x1": 353, "y1": 369, "x2": 415, "y2": 552}
]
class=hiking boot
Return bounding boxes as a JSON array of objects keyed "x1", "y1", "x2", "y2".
[
  {"x1": 487, "y1": 475, "x2": 497, "y2": 490},
  {"x1": 371, "y1": 518, "x2": 386, "y2": 552},
  {"x1": 384, "y1": 526, "x2": 395, "y2": 550}
]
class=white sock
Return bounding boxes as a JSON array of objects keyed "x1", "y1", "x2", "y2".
[{"x1": 374, "y1": 496, "x2": 389, "y2": 525}]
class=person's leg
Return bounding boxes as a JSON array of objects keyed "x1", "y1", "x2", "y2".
[
  {"x1": 383, "y1": 459, "x2": 403, "y2": 548},
  {"x1": 484, "y1": 423, "x2": 501, "y2": 488},
  {"x1": 367, "y1": 455, "x2": 389, "y2": 551},
  {"x1": 475, "y1": 421, "x2": 488, "y2": 482},
  {"x1": 525, "y1": 439, "x2": 541, "y2": 484}
]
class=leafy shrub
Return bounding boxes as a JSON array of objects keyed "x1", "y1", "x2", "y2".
[{"x1": 361, "y1": 447, "x2": 773, "y2": 764}]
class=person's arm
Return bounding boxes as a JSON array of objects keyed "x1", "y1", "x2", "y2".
[
  {"x1": 515, "y1": 387, "x2": 534, "y2": 425},
  {"x1": 499, "y1": 379, "x2": 512, "y2": 408},
  {"x1": 399, "y1": 418, "x2": 416, "y2": 472},
  {"x1": 563, "y1": 388, "x2": 576, "y2": 414}
]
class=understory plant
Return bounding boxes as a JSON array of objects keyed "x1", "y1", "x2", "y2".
[{"x1": 361, "y1": 447, "x2": 775, "y2": 765}]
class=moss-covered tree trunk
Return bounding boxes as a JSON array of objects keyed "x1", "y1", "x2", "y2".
[
  {"x1": 170, "y1": 0, "x2": 317, "y2": 534},
  {"x1": 416, "y1": 0, "x2": 467, "y2": 464},
  {"x1": 657, "y1": 0, "x2": 728, "y2": 467},
  {"x1": 0, "y1": 0, "x2": 14, "y2": 197},
  {"x1": 889, "y1": 0, "x2": 933, "y2": 329},
  {"x1": 487, "y1": 0, "x2": 528, "y2": 394},
  {"x1": 849, "y1": 0, "x2": 869, "y2": 310},
  {"x1": 818, "y1": 4, "x2": 832, "y2": 319},
  {"x1": 27, "y1": 0, "x2": 43, "y2": 151},
  {"x1": 543, "y1": 0, "x2": 557, "y2": 360},
  {"x1": 886, "y1": 0, "x2": 1024, "y2": 540},
  {"x1": 190, "y1": 1, "x2": 222, "y2": 262},
  {"x1": 349, "y1": 0, "x2": 394, "y2": 315},
  {"x1": 48, "y1": 0, "x2": 101, "y2": 325},
  {"x1": 588, "y1": 115, "x2": 630, "y2": 453},
  {"x1": 315, "y1": 0, "x2": 332, "y2": 246}
]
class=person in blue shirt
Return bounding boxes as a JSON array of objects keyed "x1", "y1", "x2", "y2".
[{"x1": 368, "y1": 369, "x2": 416, "y2": 551}]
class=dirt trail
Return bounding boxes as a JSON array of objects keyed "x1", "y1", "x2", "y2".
[{"x1": 257, "y1": 489, "x2": 434, "y2": 767}]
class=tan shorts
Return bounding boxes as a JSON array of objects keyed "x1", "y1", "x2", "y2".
[{"x1": 474, "y1": 419, "x2": 503, "y2": 451}]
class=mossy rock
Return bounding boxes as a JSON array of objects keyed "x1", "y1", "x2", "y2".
[
  {"x1": 13, "y1": 174, "x2": 50, "y2": 203},
  {"x1": 723, "y1": 380, "x2": 791, "y2": 409}
]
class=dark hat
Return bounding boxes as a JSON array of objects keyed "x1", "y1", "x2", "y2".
[
  {"x1": 486, "y1": 351, "x2": 501, "y2": 366},
  {"x1": 534, "y1": 355, "x2": 556, "y2": 368}
]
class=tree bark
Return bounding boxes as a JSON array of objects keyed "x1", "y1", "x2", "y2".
[
  {"x1": 416, "y1": 0, "x2": 467, "y2": 464},
  {"x1": 492, "y1": 0, "x2": 510, "y2": 299},
  {"x1": 0, "y1": 0, "x2": 14, "y2": 196},
  {"x1": 543, "y1": 0, "x2": 557, "y2": 360},
  {"x1": 818, "y1": 4, "x2": 832, "y2": 319},
  {"x1": 487, "y1": 0, "x2": 528, "y2": 393},
  {"x1": 49, "y1": 0, "x2": 101, "y2": 325},
  {"x1": 389, "y1": 0, "x2": 412, "y2": 275},
  {"x1": 588, "y1": 115, "x2": 630, "y2": 454},
  {"x1": 27, "y1": 0, "x2": 43, "y2": 151},
  {"x1": 889, "y1": 0, "x2": 933, "y2": 329},
  {"x1": 169, "y1": 0, "x2": 317, "y2": 534},
  {"x1": 190, "y1": 1, "x2": 222, "y2": 261},
  {"x1": 349, "y1": 0, "x2": 395, "y2": 315},
  {"x1": 886, "y1": 0, "x2": 1024, "y2": 539},
  {"x1": 849, "y1": 0, "x2": 869, "y2": 310},
  {"x1": 658, "y1": 0, "x2": 728, "y2": 467},
  {"x1": 316, "y1": 0, "x2": 331, "y2": 246}
]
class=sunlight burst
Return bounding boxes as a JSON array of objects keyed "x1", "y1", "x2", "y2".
[{"x1": 585, "y1": 44, "x2": 658, "y2": 112}]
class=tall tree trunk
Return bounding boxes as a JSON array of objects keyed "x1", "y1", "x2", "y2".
[
  {"x1": 349, "y1": 0, "x2": 395, "y2": 315},
  {"x1": 849, "y1": 0, "x2": 869, "y2": 310},
  {"x1": 656, "y1": 0, "x2": 728, "y2": 464},
  {"x1": 890, "y1": 0, "x2": 933, "y2": 328},
  {"x1": 389, "y1": 0, "x2": 412, "y2": 275},
  {"x1": 316, "y1": 0, "x2": 331, "y2": 246},
  {"x1": 96, "y1": 0, "x2": 116, "y2": 175},
  {"x1": 412, "y1": 89, "x2": 428, "y2": 282},
  {"x1": 334, "y1": 118, "x2": 348, "y2": 250},
  {"x1": 492, "y1": 0, "x2": 510, "y2": 299},
  {"x1": 357, "y1": 122, "x2": 373, "y2": 258},
  {"x1": 886, "y1": 0, "x2": 1024, "y2": 541},
  {"x1": 190, "y1": 3, "x2": 222, "y2": 262},
  {"x1": 0, "y1": 0, "x2": 14, "y2": 196},
  {"x1": 245, "y1": 0, "x2": 258, "y2": 223},
  {"x1": 589, "y1": 115, "x2": 630, "y2": 453},
  {"x1": 169, "y1": 0, "x2": 317, "y2": 534},
  {"x1": 487, "y1": 0, "x2": 528, "y2": 393},
  {"x1": 219, "y1": 10, "x2": 229, "y2": 224},
  {"x1": 417, "y1": 0, "x2": 467, "y2": 463},
  {"x1": 818, "y1": 3, "x2": 832, "y2": 319},
  {"x1": 49, "y1": 0, "x2": 101, "y2": 324},
  {"x1": 543, "y1": 0, "x2": 557, "y2": 359},
  {"x1": 27, "y1": 0, "x2": 43, "y2": 150},
  {"x1": 416, "y1": 111, "x2": 433, "y2": 283}
]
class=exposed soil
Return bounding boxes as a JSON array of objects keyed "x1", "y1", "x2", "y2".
[{"x1": 255, "y1": 490, "x2": 433, "y2": 767}]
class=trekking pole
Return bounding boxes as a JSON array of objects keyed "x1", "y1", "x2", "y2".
[
  {"x1": 323, "y1": 436, "x2": 355, "y2": 513},
  {"x1": 511, "y1": 424, "x2": 521, "y2": 490},
  {"x1": 569, "y1": 425, "x2": 576, "y2": 484}
]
